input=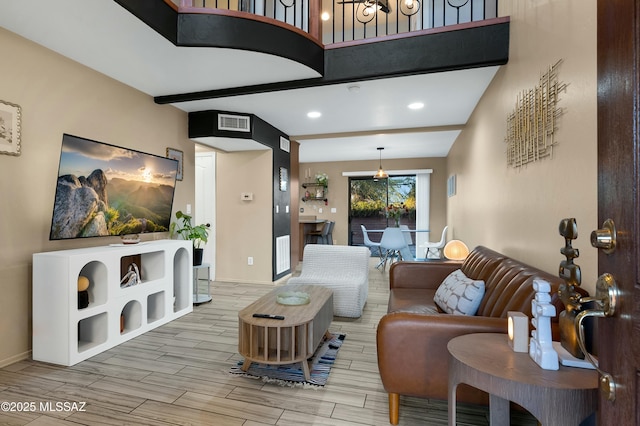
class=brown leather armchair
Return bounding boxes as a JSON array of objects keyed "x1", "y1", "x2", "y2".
[{"x1": 376, "y1": 246, "x2": 572, "y2": 425}]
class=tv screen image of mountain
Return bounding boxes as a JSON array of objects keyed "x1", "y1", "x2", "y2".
[{"x1": 49, "y1": 134, "x2": 179, "y2": 240}]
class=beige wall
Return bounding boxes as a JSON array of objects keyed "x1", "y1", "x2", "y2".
[
  {"x1": 447, "y1": 0, "x2": 597, "y2": 293},
  {"x1": 215, "y1": 150, "x2": 273, "y2": 283},
  {"x1": 0, "y1": 28, "x2": 193, "y2": 366},
  {"x1": 299, "y1": 157, "x2": 448, "y2": 248}
]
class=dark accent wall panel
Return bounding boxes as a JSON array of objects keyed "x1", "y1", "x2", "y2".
[
  {"x1": 251, "y1": 116, "x2": 292, "y2": 281},
  {"x1": 177, "y1": 14, "x2": 324, "y2": 75},
  {"x1": 290, "y1": 141, "x2": 300, "y2": 269},
  {"x1": 114, "y1": 0, "x2": 178, "y2": 44}
]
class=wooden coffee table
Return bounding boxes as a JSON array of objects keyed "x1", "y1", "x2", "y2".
[{"x1": 238, "y1": 284, "x2": 333, "y2": 380}]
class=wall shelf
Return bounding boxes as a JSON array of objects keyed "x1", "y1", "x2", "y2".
[
  {"x1": 302, "y1": 182, "x2": 328, "y2": 203},
  {"x1": 32, "y1": 240, "x2": 192, "y2": 366}
]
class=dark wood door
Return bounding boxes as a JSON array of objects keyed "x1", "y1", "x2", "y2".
[{"x1": 596, "y1": 0, "x2": 639, "y2": 423}]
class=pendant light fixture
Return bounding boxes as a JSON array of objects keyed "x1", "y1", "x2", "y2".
[{"x1": 374, "y1": 147, "x2": 389, "y2": 179}]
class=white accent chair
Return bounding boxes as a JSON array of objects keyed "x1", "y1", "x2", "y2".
[
  {"x1": 288, "y1": 245, "x2": 370, "y2": 318},
  {"x1": 423, "y1": 225, "x2": 448, "y2": 259}
]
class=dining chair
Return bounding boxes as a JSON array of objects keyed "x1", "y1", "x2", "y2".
[
  {"x1": 326, "y1": 221, "x2": 335, "y2": 245},
  {"x1": 379, "y1": 227, "x2": 409, "y2": 270},
  {"x1": 399, "y1": 224, "x2": 414, "y2": 246},
  {"x1": 423, "y1": 225, "x2": 448, "y2": 259},
  {"x1": 361, "y1": 224, "x2": 384, "y2": 268},
  {"x1": 307, "y1": 221, "x2": 331, "y2": 244}
]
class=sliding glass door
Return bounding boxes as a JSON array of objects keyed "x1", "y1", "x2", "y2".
[{"x1": 348, "y1": 175, "x2": 416, "y2": 246}]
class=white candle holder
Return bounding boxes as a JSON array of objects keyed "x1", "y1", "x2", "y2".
[{"x1": 507, "y1": 311, "x2": 529, "y2": 353}]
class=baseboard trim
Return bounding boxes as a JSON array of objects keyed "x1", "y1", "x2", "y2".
[{"x1": 0, "y1": 350, "x2": 31, "y2": 368}]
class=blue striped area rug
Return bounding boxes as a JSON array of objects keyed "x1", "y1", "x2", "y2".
[{"x1": 229, "y1": 332, "x2": 346, "y2": 387}]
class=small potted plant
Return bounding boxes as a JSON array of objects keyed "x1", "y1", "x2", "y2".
[
  {"x1": 170, "y1": 210, "x2": 211, "y2": 265},
  {"x1": 315, "y1": 172, "x2": 328, "y2": 186}
]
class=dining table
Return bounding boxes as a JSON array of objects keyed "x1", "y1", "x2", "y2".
[{"x1": 367, "y1": 227, "x2": 430, "y2": 261}]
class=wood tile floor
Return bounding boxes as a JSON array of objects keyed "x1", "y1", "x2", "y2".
[{"x1": 0, "y1": 258, "x2": 537, "y2": 426}]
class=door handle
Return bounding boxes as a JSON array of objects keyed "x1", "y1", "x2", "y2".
[
  {"x1": 574, "y1": 272, "x2": 619, "y2": 401},
  {"x1": 590, "y1": 218, "x2": 617, "y2": 254},
  {"x1": 558, "y1": 218, "x2": 619, "y2": 401}
]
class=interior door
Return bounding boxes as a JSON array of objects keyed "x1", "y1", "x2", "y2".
[
  {"x1": 595, "y1": 0, "x2": 639, "y2": 423},
  {"x1": 195, "y1": 151, "x2": 216, "y2": 278}
]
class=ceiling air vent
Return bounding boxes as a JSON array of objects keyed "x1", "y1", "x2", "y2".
[
  {"x1": 218, "y1": 114, "x2": 250, "y2": 132},
  {"x1": 280, "y1": 136, "x2": 290, "y2": 153}
]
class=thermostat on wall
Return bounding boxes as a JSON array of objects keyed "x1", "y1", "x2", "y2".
[{"x1": 241, "y1": 192, "x2": 253, "y2": 201}]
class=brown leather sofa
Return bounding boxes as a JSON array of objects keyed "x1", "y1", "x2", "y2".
[{"x1": 376, "y1": 246, "x2": 573, "y2": 425}]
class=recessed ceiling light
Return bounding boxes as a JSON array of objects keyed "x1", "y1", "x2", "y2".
[
  {"x1": 321, "y1": 11, "x2": 330, "y2": 21},
  {"x1": 307, "y1": 111, "x2": 322, "y2": 118},
  {"x1": 408, "y1": 102, "x2": 424, "y2": 110}
]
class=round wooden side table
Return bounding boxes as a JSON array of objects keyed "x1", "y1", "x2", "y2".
[{"x1": 448, "y1": 333, "x2": 598, "y2": 426}]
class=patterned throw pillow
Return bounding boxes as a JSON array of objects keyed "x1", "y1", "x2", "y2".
[{"x1": 433, "y1": 269, "x2": 485, "y2": 315}]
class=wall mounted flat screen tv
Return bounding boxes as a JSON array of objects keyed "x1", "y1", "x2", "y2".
[{"x1": 49, "y1": 134, "x2": 179, "y2": 240}]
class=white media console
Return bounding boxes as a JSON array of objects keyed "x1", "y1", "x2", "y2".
[{"x1": 32, "y1": 240, "x2": 193, "y2": 366}]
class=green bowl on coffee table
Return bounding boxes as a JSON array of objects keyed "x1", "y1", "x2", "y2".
[{"x1": 276, "y1": 291, "x2": 310, "y2": 305}]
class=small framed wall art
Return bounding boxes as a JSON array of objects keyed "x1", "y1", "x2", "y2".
[
  {"x1": 0, "y1": 100, "x2": 22, "y2": 156},
  {"x1": 279, "y1": 167, "x2": 288, "y2": 192},
  {"x1": 166, "y1": 147, "x2": 183, "y2": 181},
  {"x1": 447, "y1": 174, "x2": 456, "y2": 197}
]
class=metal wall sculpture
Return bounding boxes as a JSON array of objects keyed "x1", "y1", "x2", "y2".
[{"x1": 505, "y1": 60, "x2": 566, "y2": 168}]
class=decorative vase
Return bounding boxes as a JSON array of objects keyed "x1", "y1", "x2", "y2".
[
  {"x1": 193, "y1": 247, "x2": 204, "y2": 266},
  {"x1": 78, "y1": 290, "x2": 89, "y2": 309},
  {"x1": 394, "y1": 218, "x2": 400, "y2": 227}
]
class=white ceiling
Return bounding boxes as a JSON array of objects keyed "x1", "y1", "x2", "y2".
[{"x1": 0, "y1": 0, "x2": 499, "y2": 162}]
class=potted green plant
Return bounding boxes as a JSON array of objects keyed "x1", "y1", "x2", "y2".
[
  {"x1": 170, "y1": 210, "x2": 211, "y2": 265},
  {"x1": 315, "y1": 172, "x2": 328, "y2": 186}
]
